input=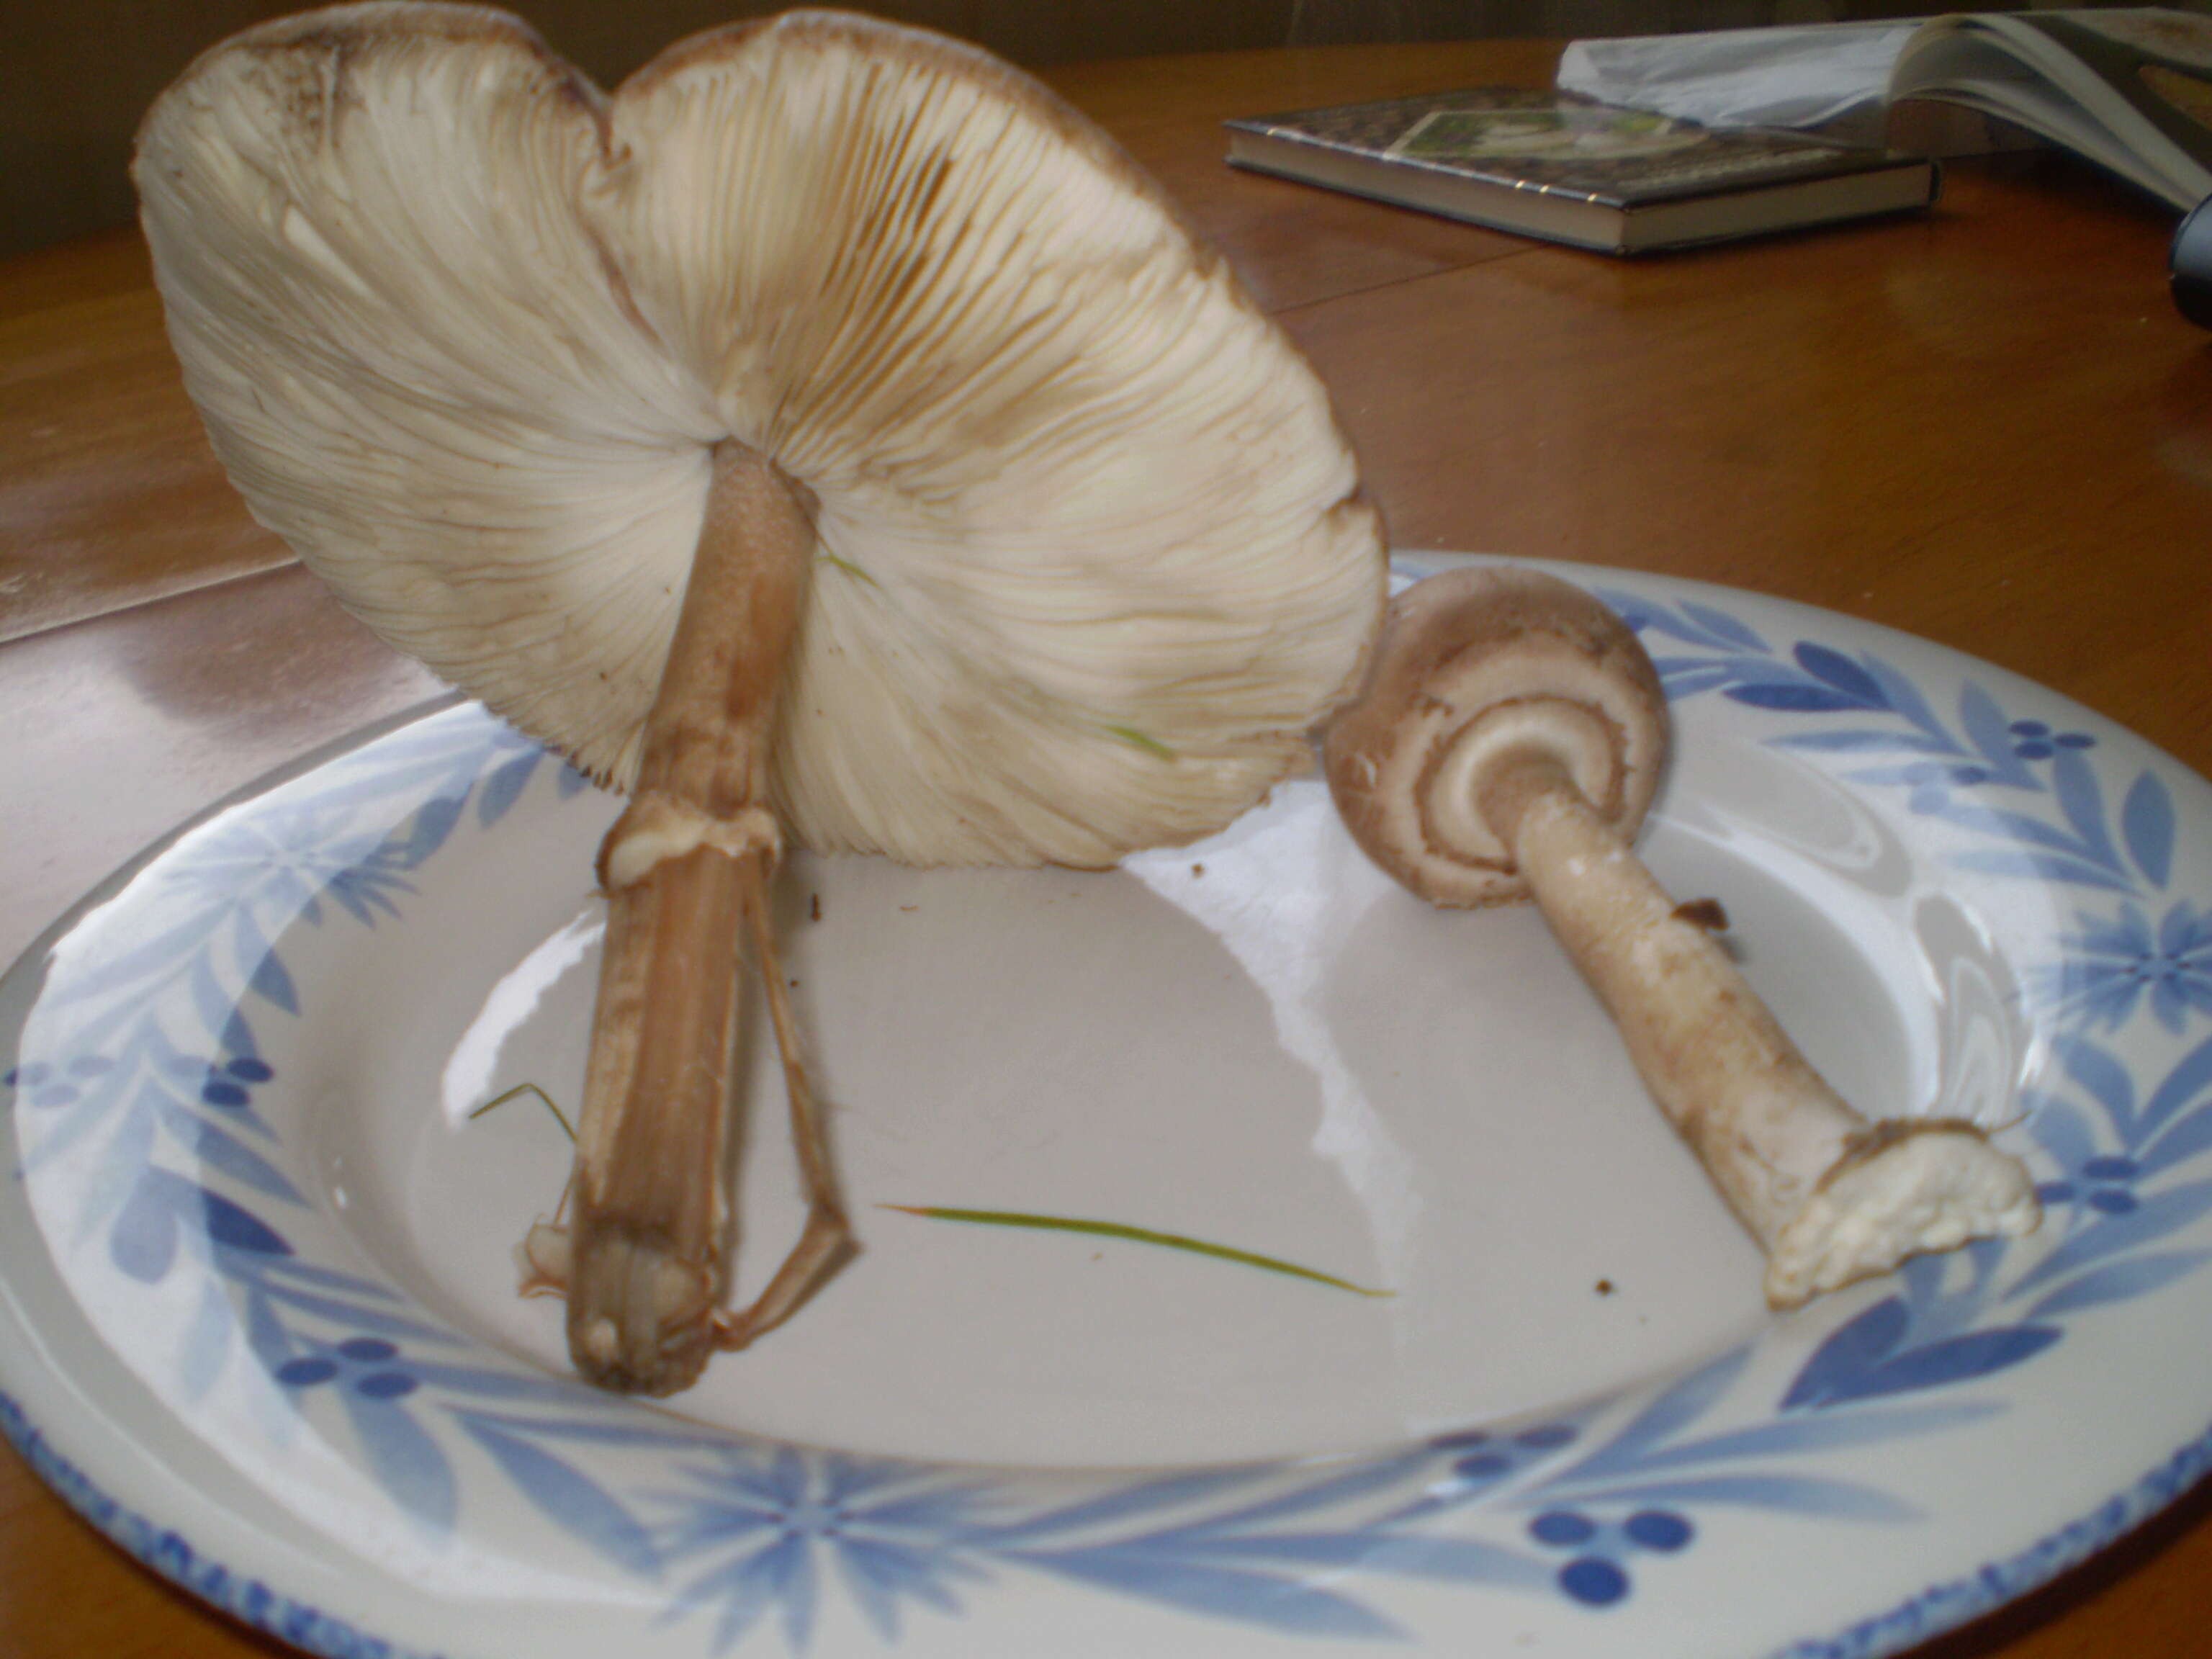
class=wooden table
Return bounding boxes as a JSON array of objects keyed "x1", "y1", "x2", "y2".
[{"x1": 4, "y1": 34, "x2": 2210, "y2": 1659}]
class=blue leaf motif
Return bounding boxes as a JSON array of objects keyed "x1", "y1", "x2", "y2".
[
  {"x1": 1557, "y1": 1347, "x2": 1749, "y2": 1480},
  {"x1": 401, "y1": 1359, "x2": 619, "y2": 1406},
  {"x1": 455, "y1": 1409, "x2": 737, "y2": 1454},
  {"x1": 672, "y1": 1542, "x2": 793, "y2": 1655},
  {"x1": 2049, "y1": 750, "x2": 2119, "y2": 873},
  {"x1": 476, "y1": 752, "x2": 541, "y2": 827},
  {"x1": 770, "y1": 1532, "x2": 820, "y2": 1653},
  {"x1": 2141, "y1": 1101, "x2": 2212, "y2": 1179},
  {"x1": 2138, "y1": 1033, "x2": 2212, "y2": 1141},
  {"x1": 1957, "y1": 685, "x2": 2038, "y2": 787},
  {"x1": 1772, "y1": 729, "x2": 1959, "y2": 755},
  {"x1": 246, "y1": 1282, "x2": 455, "y2": 1343},
  {"x1": 1591, "y1": 588, "x2": 1664, "y2": 634},
  {"x1": 2026, "y1": 1095, "x2": 2099, "y2": 1173},
  {"x1": 1599, "y1": 591, "x2": 1771, "y2": 654},
  {"x1": 2023, "y1": 1251, "x2": 2212, "y2": 1319},
  {"x1": 243, "y1": 1254, "x2": 407, "y2": 1300},
  {"x1": 1568, "y1": 1403, "x2": 1997, "y2": 1475},
  {"x1": 1793, "y1": 1326, "x2": 2062, "y2": 1404},
  {"x1": 1783, "y1": 1298, "x2": 1909, "y2": 1410},
  {"x1": 340, "y1": 1387, "x2": 457, "y2": 1534},
  {"x1": 2054, "y1": 1036, "x2": 2139, "y2": 1142},
  {"x1": 981, "y1": 1469, "x2": 1269, "y2": 1545},
  {"x1": 1679, "y1": 601, "x2": 1768, "y2": 653},
  {"x1": 217, "y1": 1005, "x2": 259, "y2": 1065},
  {"x1": 231, "y1": 908, "x2": 300, "y2": 1017},
  {"x1": 1932, "y1": 803, "x2": 2114, "y2": 866},
  {"x1": 109, "y1": 1174, "x2": 181, "y2": 1283},
  {"x1": 68, "y1": 1088, "x2": 155, "y2": 1246},
  {"x1": 1850, "y1": 764, "x2": 1969, "y2": 788},
  {"x1": 244, "y1": 1285, "x2": 295, "y2": 1378},
  {"x1": 1858, "y1": 655, "x2": 1954, "y2": 745},
  {"x1": 1791, "y1": 644, "x2": 1886, "y2": 706},
  {"x1": 392, "y1": 796, "x2": 464, "y2": 869},
  {"x1": 1727, "y1": 683, "x2": 1873, "y2": 714},
  {"x1": 462, "y1": 1418, "x2": 661, "y2": 1576},
  {"x1": 2007, "y1": 1180, "x2": 2212, "y2": 1297},
  {"x1": 1946, "y1": 851, "x2": 2136, "y2": 894},
  {"x1": 1654, "y1": 663, "x2": 1744, "y2": 701},
  {"x1": 131, "y1": 1167, "x2": 292, "y2": 1256},
  {"x1": 2122, "y1": 773, "x2": 2177, "y2": 889},
  {"x1": 191, "y1": 958, "x2": 244, "y2": 1056},
  {"x1": 192, "y1": 1184, "x2": 293, "y2": 1255},
  {"x1": 247, "y1": 949, "x2": 300, "y2": 1018},
  {"x1": 1148, "y1": 1452, "x2": 1434, "y2": 1542},
  {"x1": 167, "y1": 1112, "x2": 305, "y2": 1205},
  {"x1": 1192, "y1": 1532, "x2": 1550, "y2": 1587},
  {"x1": 179, "y1": 1278, "x2": 235, "y2": 1403},
  {"x1": 1545, "y1": 1473, "x2": 1915, "y2": 1522},
  {"x1": 1015, "y1": 1547, "x2": 1402, "y2": 1637},
  {"x1": 835, "y1": 1537, "x2": 971, "y2": 1640}
]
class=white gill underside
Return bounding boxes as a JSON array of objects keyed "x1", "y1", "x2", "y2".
[{"x1": 137, "y1": 12, "x2": 1383, "y2": 868}]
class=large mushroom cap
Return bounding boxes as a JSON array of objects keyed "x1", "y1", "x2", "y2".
[{"x1": 137, "y1": 3, "x2": 1383, "y2": 868}]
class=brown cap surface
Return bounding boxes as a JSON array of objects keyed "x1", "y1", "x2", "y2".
[{"x1": 1324, "y1": 565, "x2": 1668, "y2": 906}]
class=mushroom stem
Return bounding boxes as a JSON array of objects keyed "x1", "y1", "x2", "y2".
[
  {"x1": 1323, "y1": 568, "x2": 2038, "y2": 1310},
  {"x1": 1481, "y1": 730, "x2": 2038, "y2": 1306},
  {"x1": 564, "y1": 440, "x2": 847, "y2": 1394}
]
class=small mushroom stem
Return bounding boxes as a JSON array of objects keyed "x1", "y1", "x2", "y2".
[
  {"x1": 1323, "y1": 568, "x2": 2038, "y2": 1308},
  {"x1": 562, "y1": 440, "x2": 851, "y2": 1394},
  {"x1": 1479, "y1": 748, "x2": 2035, "y2": 1304}
]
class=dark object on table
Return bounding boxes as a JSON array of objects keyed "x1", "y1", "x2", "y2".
[
  {"x1": 2175, "y1": 194, "x2": 2212, "y2": 327},
  {"x1": 1223, "y1": 87, "x2": 1937, "y2": 256}
]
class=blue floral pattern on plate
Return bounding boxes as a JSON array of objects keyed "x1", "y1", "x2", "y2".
[{"x1": 6, "y1": 554, "x2": 2212, "y2": 1659}]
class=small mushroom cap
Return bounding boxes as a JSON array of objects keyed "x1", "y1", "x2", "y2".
[
  {"x1": 137, "y1": 4, "x2": 1384, "y2": 868},
  {"x1": 1323, "y1": 567, "x2": 1668, "y2": 907}
]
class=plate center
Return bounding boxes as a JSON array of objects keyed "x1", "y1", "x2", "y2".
[{"x1": 315, "y1": 773, "x2": 1924, "y2": 1465}]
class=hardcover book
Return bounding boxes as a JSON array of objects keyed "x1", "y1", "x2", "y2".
[{"x1": 1222, "y1": 89, "x2": 1938, "y2": 255}]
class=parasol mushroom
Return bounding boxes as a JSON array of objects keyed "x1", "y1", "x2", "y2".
[
  {"x1": 1323, "y1": 567, "x2": 2038, "y2": 1307},
  {"x1": 136, "y1": 2, "x2": 1384, "y2": 1393}
]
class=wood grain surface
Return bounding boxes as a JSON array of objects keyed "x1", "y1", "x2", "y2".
[{"x1": 3, "y1": 33, "x2": 2210, "y2": 1659}]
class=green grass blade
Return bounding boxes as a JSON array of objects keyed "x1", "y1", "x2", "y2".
[
  {"x1": 819, "y1": 550, "x2": 878, "y2": 586},
  {"x1": 881, "y1": 1205, "x2": 1390, "y2": 1298},
  {"x1": 468, "y1": 1082, "x2": 577, "y2": 1143},
  {"x1": 1105, "y1": 725, "x2": 1178, "y2": 760}
]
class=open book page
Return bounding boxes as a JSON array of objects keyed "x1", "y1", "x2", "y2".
[{"x1": 1888, "y1": 9, "x2": 2212, "y2": 210}]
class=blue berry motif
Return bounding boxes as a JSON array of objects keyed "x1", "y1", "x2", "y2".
[
  {"x1": 1527, "y1": 1506, "x2": 1697, "y2": 1606},
  {"x1": 1422, "y1": 1422, "x2": 1581, "y2": 1494},
  {"x1": 275, "y1": 1338, "x2": 418, "y2": 1402},
  {"x1": 199, "y1": 1055, "x2": 275, "y2": 1110}
]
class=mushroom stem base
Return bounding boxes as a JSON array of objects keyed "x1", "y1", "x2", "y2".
[
  {"x1": 1482, "y1": 750, "x2": 2037, "y2": 1307},
  {"x1": 564, "y1": 842, "x2": 759, "y2": 1394}
]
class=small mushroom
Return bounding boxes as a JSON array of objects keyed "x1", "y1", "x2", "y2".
[
  {"x1": 1324, "y1": 567, "x2": 2038, "y2": 1306},
  {"x1": 138, "y1": 4, "x2": 1383, "y2": 1392}
]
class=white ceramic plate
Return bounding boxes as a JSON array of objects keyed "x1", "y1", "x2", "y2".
[{"x1": 6, "y1": 554, "x2": 2211, "y2": 1659}]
